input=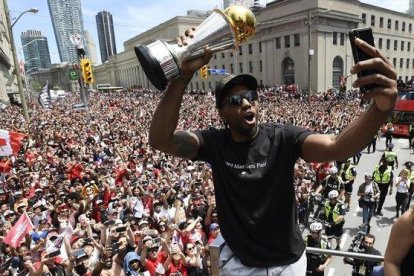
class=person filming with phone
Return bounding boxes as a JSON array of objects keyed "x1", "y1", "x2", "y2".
[{"x1": 148, "y1": 26, "x2": 397, "y2": 274}]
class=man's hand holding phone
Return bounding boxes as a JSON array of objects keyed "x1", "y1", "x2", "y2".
[{"x1": 349, "y1": 27, "x2": 397, "y2": 112}]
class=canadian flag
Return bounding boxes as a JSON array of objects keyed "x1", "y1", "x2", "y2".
[
  {"x1": 0, "y1": 129, "x2": 26, "y2": 156},
  {"x1": 3, "y1": 212, "x2": 34, "y2": 248}
]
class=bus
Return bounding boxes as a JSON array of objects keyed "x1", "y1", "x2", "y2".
[{"x1": 386, "y1": 89, "x2": 414, "y2": 137}]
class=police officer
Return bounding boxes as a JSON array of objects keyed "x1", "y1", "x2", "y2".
[
  {"x1": 374, "y1": 159, "x2": 393, "y2": 216},
  {"x1": 409, "y1": 122, "x2": 414, "y2": 149},
  {"x1": 324, "y1": 190, "x2": 346, "y2": 250},
  {"x1": 367, "y1": 132, "x2": 378, "y2": 154},
  {"x1": 403, "y1": 161, "x2": 414, "y2": 208},
  {"x1": 304, "y1": 222, "x2": 332, "y2": 276},
  {"x1": 381, "y1": 143, "x2": 398, "y2": 170},
  {"x1": 339, "y1": 159, "x2": 357, "y2": 212},
  {"x1": 316, "y1": 167, "x2": 345, "y2": 200}
]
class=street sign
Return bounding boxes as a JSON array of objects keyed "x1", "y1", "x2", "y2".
[
  {"x1": 209, "y1": 68, "x2": 227, "y2": 75},
  {"x1": 67, "y1": 69, "x2": 79, "y2": 80}
]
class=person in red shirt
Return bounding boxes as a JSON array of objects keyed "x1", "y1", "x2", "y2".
[
  {"x1": 207, "y1": 223, "x2": 220, "y2": 245},
  {"x1": 164, "y1": 247, "x2": 188, "y2": 276},
  {"x1": 141, "y1": 237, "x2": 169, "y2": 276}
]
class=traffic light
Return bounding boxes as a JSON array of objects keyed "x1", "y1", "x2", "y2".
[
  {"x1": 200, "y1": 65, "x2": 208, "y2": 79},
  {"x1": 80, "y1": 58, "x2": 94, "y2": 84}
]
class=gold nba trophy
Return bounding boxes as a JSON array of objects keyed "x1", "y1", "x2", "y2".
[{"x1": 134, "y1": 5, "x2": 256, "y2": 91}]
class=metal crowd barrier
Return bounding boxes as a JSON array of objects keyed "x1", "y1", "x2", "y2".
[{"x1": 209, "y1": 235, "x2": 383, "y2": 276}]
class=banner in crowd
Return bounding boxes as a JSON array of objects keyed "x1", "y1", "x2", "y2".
[
  {"x1": 3, "y1": 212, "x2": 34, "y2": 248},
  {"x1": 38, "y1": 80, "x2": 51, "y2": 108},
  {"x1": 0, "y1": 129, "x2": 26, "y2": 156}
]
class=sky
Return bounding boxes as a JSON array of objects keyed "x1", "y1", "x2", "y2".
[{"x1": 8, "y1": 0, "x2": 410, "y2": 65}]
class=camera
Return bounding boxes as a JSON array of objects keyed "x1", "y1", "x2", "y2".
[{"x1": 344, "y1": 231, "x2": 366, "y2": 265}]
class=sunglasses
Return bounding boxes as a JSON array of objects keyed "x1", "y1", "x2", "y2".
[{"x1": 225, "y1": 90, "x2": 258, "y2": 106}]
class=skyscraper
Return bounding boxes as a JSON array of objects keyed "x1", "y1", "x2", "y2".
[
  {"x1": 96, "y1": 11, "x2": 117, "y2": 63},
  {"x1": 84, "y1": 30, "x2": 98, "y2": 65},
  {"x1": 223, "y1": 0, "x2": 255, "y2": 9},
  {"x1": 47, "y1": 0, "x2": 86, "y2": 63},
  {"x1": 20, "y1": 30, "x2": 51, "y2": 74}
]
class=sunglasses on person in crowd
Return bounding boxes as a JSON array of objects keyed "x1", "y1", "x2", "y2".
[{"x1": 225, "y1": 90, "x2": 258, "y2": 106}]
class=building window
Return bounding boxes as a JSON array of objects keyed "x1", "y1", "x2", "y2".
[
  {"x1": 259, "y1": 41, "x2": 262, "y2": 53},
  {"x1": 402, "y1": 22, "x2": 406, "y2": 32},
  {"x1": 387, "y1": 19, "x2": 391, "y2": 29},
  {"x1": 294, "y1": 33, "x2": 300, "y2": 46},
  {"x1": 408, "y1": 42, "x2": 411, "y2": 52},
  {"x1": 407, "y1": 58, "x2": 410, "y2": 69},
  {"x1": 362, "y1": 13, "x2": 366, "y2": 24},
  {"x1": 239, "y1": 62, "x2": 243, "y2": 73},
  {"x1": 371, "y1": 15, "x2": 375, "y2": 27},
  {"x1": 333, "y1": 32, "x2": 337, "y2": 45},
  {"x1": 249, "y1": 61, "x2": 253, "y2": 73},
  {"x1": 202, "y1": 82, "x2": 205, "y2": 90},
  {"x1": 409, "y1": 23, "x2": 412, "y2": 33},
  {"x1": 275, "y1": 37, "x2": 281, "y2": 49},
  {"x1": 208, "y1": 82, "x2": 211, "y2": 89},
  {"x1": 378, "y1": 38, "x2": 383, "y2": 49},
  {"x1": 393, "y1": 58, "x2": 396, "y2": 67},
  {"x1": 379, "y1": 17, "x2": 384, "y2": 28},
  {"x1": 394, "y1": 40, "x2": 398, "y2": 51},
  {"x1": 230, "y1": 52, "x2": 233, "y2": 57},
  {"x1": 395, "y1": 20, "x2": 399, "y2": 31},
  {"x1": 230, "y1": 63, "x2": 234, "y2": 74},
  {"x1": 239, "y1": 46, "x2": 242, "y2": 55},
  {"x1": 400, "y1": 58, "x2": 404, "y2": 68},
  {"x1": 340, "y1": 33, "x2": 345, "y2": 46},
  {"x1": 401, "y1": 41, "x2": 405, "y2": 51},
  {"x1": 248, "y1": 43, "x2": 253, "y2": 54},
  {"x1": 412, "y1": 59, "x2": 414, "y2": 68},
  {"x1": 386, "y1": 39, "x2": 390, "y2": 50},
  {"x1": 259, "y1": 60, "x2": 262, "y2": 72},
  {"x1": 284, "y1": 35, "x2": 290, "y2": 48},
  {"x1": 221, "y1": 52, "x2": 225, "y2": 58},
  {"x1": 214, "y1": 54, "x2": 217, "y2": 59}
]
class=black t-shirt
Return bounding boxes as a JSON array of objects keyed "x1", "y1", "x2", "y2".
[{"x1": 195, "y1": 123, "x2": 312, "y2": 267}]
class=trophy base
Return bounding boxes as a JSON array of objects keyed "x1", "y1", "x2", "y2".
[{"x1": 135, "y1": 44, "x2": 168, "y2": 91}]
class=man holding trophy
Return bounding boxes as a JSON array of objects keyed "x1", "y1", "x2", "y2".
[{"x1": 138, "y1": 5, "x2": 397, "y2": 275}]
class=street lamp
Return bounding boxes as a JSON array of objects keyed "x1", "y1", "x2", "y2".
[
  {"x1": 305, "y1": 8, "x2": 331, "y2": 103},
  {"x1": 3, "y1": 2, "x2": 38, "y2": 122}
]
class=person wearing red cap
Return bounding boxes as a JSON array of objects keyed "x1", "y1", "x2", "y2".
[{"x1": 148, "y1": 28, "x2": 397, "y2": 274}]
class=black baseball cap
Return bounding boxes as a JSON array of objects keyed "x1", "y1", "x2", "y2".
[{"x1": 215, "y1": 74, "x2": 258, "y2": 108}]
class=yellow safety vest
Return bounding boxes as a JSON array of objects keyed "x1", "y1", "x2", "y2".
[
  {"x1": 373, "y1": 165, "x2": 392, "y2": 184},
  {"x1": 340, "y1": 164, "x2": 355, "y2": 181},
  {"x1": 384, "y1": 151, "x2": 397, "y2": 162},
  {"x1": 324, "y1": 202, "x2": 342, "y2": 223}
]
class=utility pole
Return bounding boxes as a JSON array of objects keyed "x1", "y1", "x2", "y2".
[
  {"x1": 3, "y1": 1, "x2": 35, "y2": 121},
  {"x1": 307, "y1": 10, "x2": 312, "y2": 104}
]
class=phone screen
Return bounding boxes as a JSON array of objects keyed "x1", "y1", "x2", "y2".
[{"x1": 348, "y1": 27, "x2": 379, "y2": 93}]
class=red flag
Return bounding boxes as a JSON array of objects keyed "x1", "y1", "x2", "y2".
[
  {"x1": 0, "y1": 130, "x2": 26, "y2": 156},
  {"x1": 3, "y1": 212, "x2": 34, "y2": 248}
]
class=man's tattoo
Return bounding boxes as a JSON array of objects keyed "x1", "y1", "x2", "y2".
[{"x1": 172, "y1": 131, "x2": 198, "y2": 158}]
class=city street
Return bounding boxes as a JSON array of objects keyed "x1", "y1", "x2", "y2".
[{"x1": 314, "y1": 136, "x2": 413, "y2": 275}]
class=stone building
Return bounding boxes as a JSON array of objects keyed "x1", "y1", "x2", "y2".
[{"x1": 93, "y1": 0, "x2": 414, "y2": 94}]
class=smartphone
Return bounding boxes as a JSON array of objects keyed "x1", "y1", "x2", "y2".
[
  {"x1": 72, "y1": 248, "x2": 85, "y2": 258},
  {"x1": 152, "y1": 237, "x2": 161, "y2": 246},
  {"x1": 111, "y1": 242, "x2": 120, "y2": 253},
  {"x1": 47, "y1": 249, "x2": 61, "y2": 258},
  {"x1": 349, "y1": 27, "x2": 378, "y2": 93},
  {"x1": 116, "y1": 226, "x2": 127, "y2": 232},
  {"x1": 104, "y1": 220, "x2": 115, "y2": 227},
  {"x1": 83, "y1": 238, "x2": 92, "y2": 244}
]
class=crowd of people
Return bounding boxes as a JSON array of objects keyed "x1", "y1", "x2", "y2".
[{"x1": 0, "y1": 86, "x2": 373, "y2": 275}]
